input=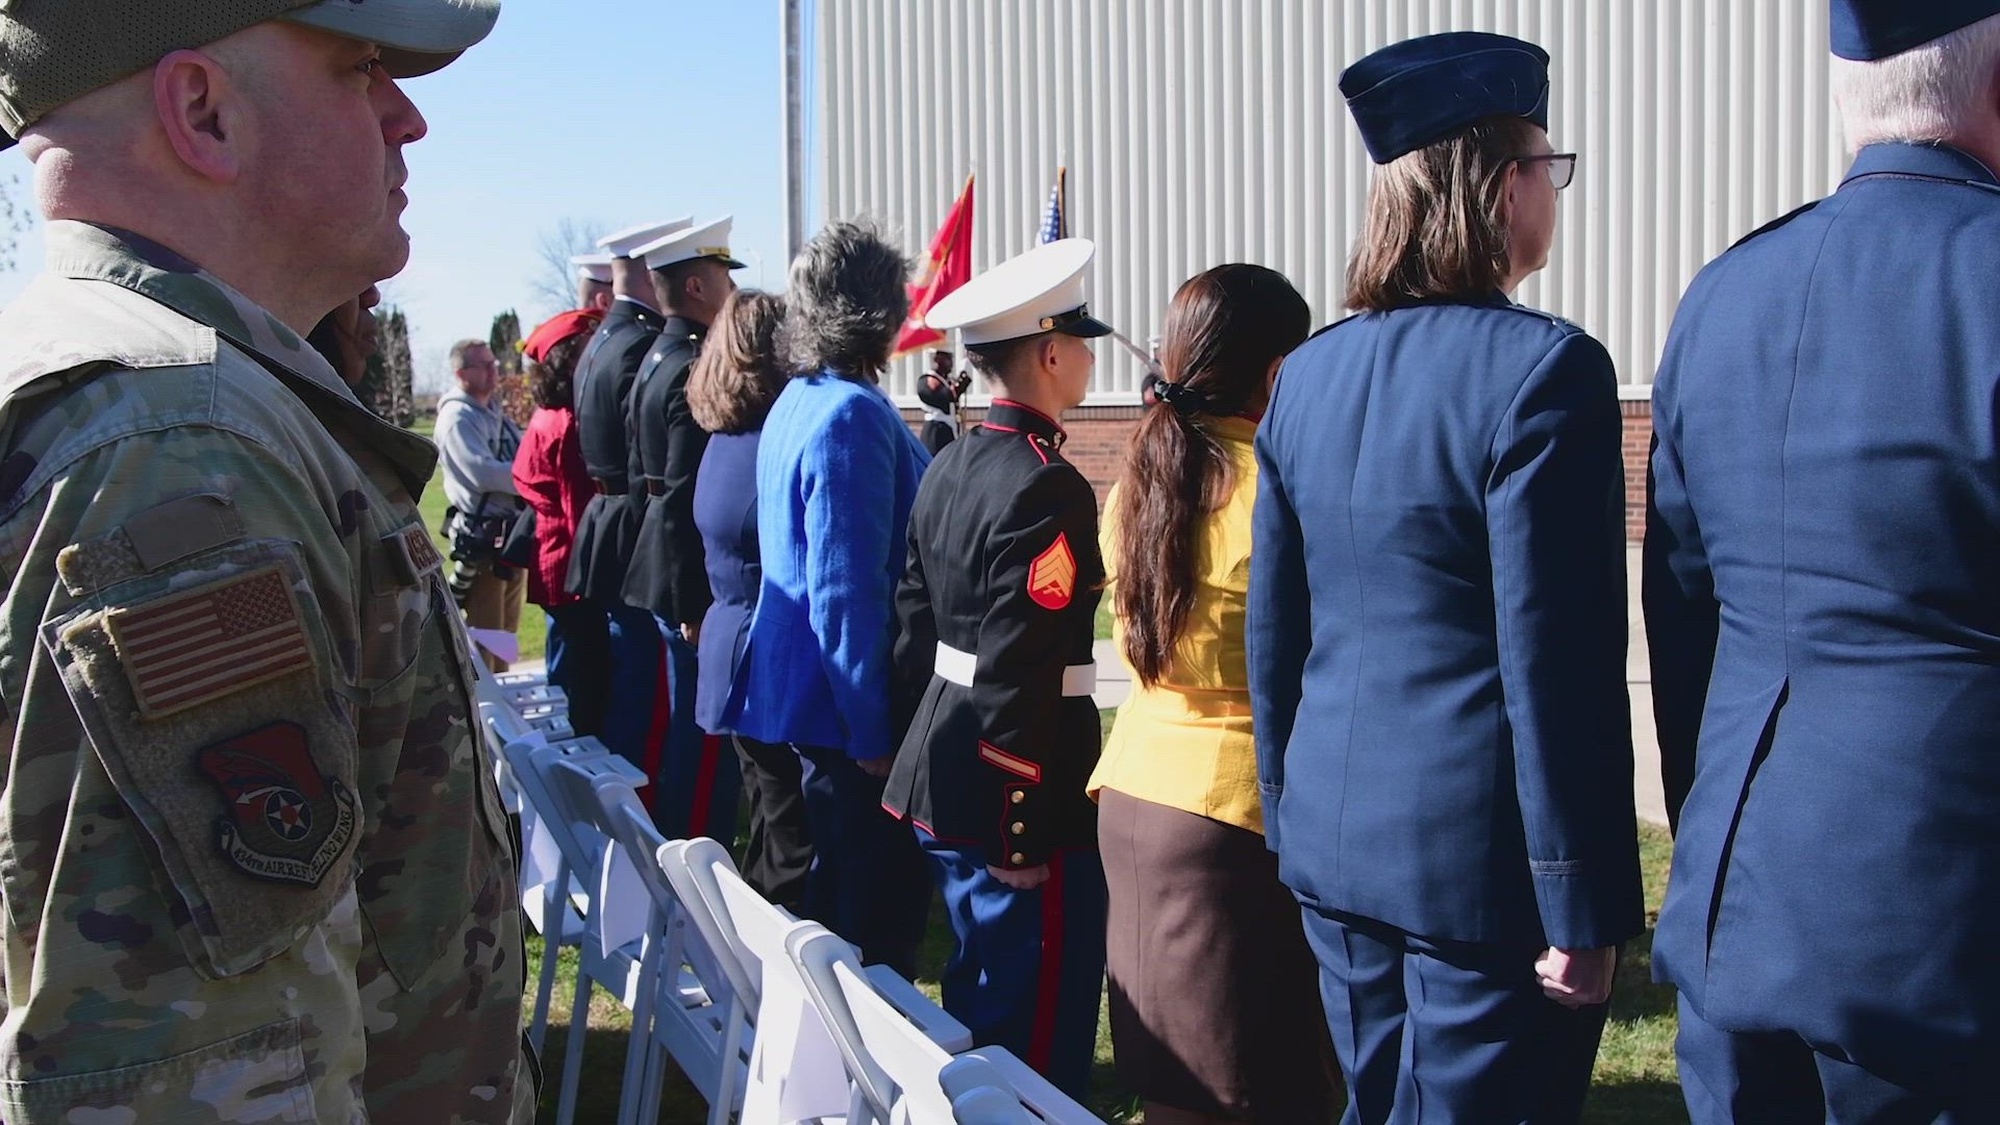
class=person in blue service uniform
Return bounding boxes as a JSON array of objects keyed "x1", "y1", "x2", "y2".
[
  {"x1": 1248, "y1": 31, "x2": 1643, "y2": 1125},
  {"x1": 566, "y1": 217, "x2": 689, "y2": 770},
  {"x1": 883, "y1": 240, "x2": 1112, "y2": 1101},
  {"x1": 1646, "y1": 4, "x2": 2000, "y2": 1120},
  {"x1": 620, "y1": 216, "x2": 745, "y2": 843},
  {"x1": 726, "y1": 220, "x2": 935, "y2": 976}
]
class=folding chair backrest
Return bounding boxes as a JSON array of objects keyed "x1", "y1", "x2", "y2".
[
  {"x1": 950, "y1": 1087, "x2": 1038, "y2": 1125},
  {"x1": 591, "y1": 779, "x2": 734, "y2": 990},
  {"x1": 788, "y1": 927, "x2": 935, "y2": 1122},
  {"x1": 650, "y1": 836, "x2": 761, "y2": 1011},
  {"x1": 713, "y1": 859, "x2": 803, "y2": 984},
  {"x1": 521, "y1": 741, "x2": 611, "y2": 880}
]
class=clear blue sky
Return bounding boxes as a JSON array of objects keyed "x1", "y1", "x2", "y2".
[{"x1": 0, "y1": 0, "x2": 789, "y2": 392}]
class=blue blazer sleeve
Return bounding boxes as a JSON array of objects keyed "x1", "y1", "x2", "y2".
[
  {"x1": 1641, "y1": 372, "x2": 1718, "y2": 832},
  {"x1": 1248, "y1": 370, "x2": 1309, "y2": 854},
  {"x1": 1485, "y1": 331, "x2": 1644, "y2": 950},
  {"x1": 801, "y1": 395, "x2": 901, "y2": 760}
]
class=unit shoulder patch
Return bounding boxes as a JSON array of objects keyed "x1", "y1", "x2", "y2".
[
  {"x1": 198, "y1": 721, "x2": 357, "y2": 887},
  {"x1": 1027, "y1": 532, "x2": 1077, "y2": 611}
]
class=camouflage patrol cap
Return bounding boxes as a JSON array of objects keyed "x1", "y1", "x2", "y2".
[{"x1": 0, "y1": 0, "x2": 500, "y2": 149}]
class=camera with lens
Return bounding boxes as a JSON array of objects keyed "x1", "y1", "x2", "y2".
[{"x1": 443, "y1": 501, "x2": 517, "y2": 604}]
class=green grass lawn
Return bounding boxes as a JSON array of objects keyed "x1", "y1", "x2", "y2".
[
  {"x1": 408, "y1": 417, "x2": 547, "y2": 666},
  {"x1": 521, "y1": 731, "x2": 1688, "y2": 1123}
]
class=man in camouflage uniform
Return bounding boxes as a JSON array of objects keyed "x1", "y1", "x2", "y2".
[{"x1": 0, "y1": 3, "x2": 531, "y2": 1123}]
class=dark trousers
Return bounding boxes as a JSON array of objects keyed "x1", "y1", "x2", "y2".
[
  {"x1": 1676, "y1": 995, "x2": 1999, "y2": 1125},
  {"x1": 918, "y1": 832, "x2": 1107, "y2": 1102},
  {"x1": 1299, "y1": 908, "x2": 1608, "y2": 1125},
  {"x1": 731, "y1": 734, "x2": 813, "y2": 915},
  {"x1": 541, "y1": 602, "x2": 610, "y2": 738},
  {"x1": 600, "y1": 602, "x2": 662, "y2": 771},
  {"x1": 792, "y1": 743, "x2": 932, "y2": 979},
  {"x1": 640, "y1": 619, "x2": 740, "y2": 845}
]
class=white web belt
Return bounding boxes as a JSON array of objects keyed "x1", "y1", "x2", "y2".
[{"x1": 935, "y1": 641, "x2": 1097, "y2": 697}]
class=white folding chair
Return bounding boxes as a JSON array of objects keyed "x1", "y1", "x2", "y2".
[
  {"x1": 937, "y1": 1052, "x2": 1105, "y2": 1125},
  {"x1": 793, "y1": 936, "x2": 1109, "y2": 1125},
  {"x1": 496, "y1": 667, "x2": 551, "y2": 692},
  {"x1": 503, "y1": 737, "x2": 651, "y2": 1125},
  {"x1": 790, "y1": 929, "x2": 952, "y2": 1124},
  {"x1": 674, "y1": 842, "x2": 973, "y2": 1055},
  {"x1": 708, "y1": 865, "x2": 862, "y2": 1123},
  {"x1": 938, "y1": 1057, "x2": 1037, "y2": 1125},
  {"x1": 576, "y1": 772, "x2": 745, "y2": 1125}
]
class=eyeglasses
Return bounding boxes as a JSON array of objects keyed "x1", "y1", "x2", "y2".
[{"x1": 1515, "y1": 153, "x2": 1578, "y2": 191}]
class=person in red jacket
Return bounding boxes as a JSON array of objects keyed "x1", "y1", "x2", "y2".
[{"x1": 514, "y1": 309, "x2": 611, "y2": 735}]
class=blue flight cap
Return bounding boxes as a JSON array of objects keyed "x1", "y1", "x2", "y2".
[
  {"x1": 1340, "y1": 32, "x2": 1551, "y2": 165},
  {"x1": 1829, "y1": 0, "x2": 2000, "y2": 60}
]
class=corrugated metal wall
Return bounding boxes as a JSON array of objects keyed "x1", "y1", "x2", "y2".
[{"x1": 814, "y1": 0, "x2": 1849, "y2": 400}]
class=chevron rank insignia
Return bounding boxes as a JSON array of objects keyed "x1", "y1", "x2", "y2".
[{"x1": 1027, "y1": 532, "x2": 1077, "y2": 611}]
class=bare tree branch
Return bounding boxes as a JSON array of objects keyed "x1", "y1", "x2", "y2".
[
  {"x1": 531, "y1": 218, "x2": 608, "y2": 314},
  {"x1": 0, "y1": 175, "x2": 36, "y2": 275}
]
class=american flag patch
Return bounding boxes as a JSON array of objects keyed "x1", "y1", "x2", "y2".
[{"x1": 106, "y1": 567, "x2": 315, "y2": 720}]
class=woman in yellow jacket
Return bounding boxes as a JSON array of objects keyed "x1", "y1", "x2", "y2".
[{"x1": 1090, "y1": 263, "x2": 1337, "y2": 1124}]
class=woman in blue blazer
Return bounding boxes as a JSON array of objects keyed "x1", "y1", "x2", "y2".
[
  {"x1": 724, "y1": 221, "x2": 933, "y2": 974},
  {"x1": 686, "y1": 289, "x2": 814, "y2": 915},
  {"x1": 1248, "y1": 33, "x2": 1643, "y2": 1124}
]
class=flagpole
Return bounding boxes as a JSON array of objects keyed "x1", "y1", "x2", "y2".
[
  {"x1": 781, "y1": 0, "x2": 806, "y2": 259},
  {"x1": 1105, "y1": 327, "x2": 1154, "y2": 370}
]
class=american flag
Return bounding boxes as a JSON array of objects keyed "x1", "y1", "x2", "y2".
[
  {"x1": 1037, "y1": 167, "x2": 1068, "y2": 244},
  {"x1": 109, "y1": 567, "x2": 314, "y2": 718}
]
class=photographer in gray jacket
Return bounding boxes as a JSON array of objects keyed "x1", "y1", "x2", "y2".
[{"x1": 437, "y1": 337, "x2": 526, "y2": 669}]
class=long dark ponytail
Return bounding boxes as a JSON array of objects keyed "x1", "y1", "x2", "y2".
[{"x1": 1113, "y1": 263, "x2": 1311, "y2": 686}]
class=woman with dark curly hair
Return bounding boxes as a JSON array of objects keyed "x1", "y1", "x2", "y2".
[
  {"x1": 511, "y1": 308, "x2": 610, "y2": 736},
  {"x1": 723, "y1": 220, "x2": 934, "y2": 974}
]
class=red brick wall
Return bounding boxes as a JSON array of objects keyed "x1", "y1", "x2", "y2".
[
  {"x1": 1621, "y1": 399, "x2": 1652, "y2": 542},
  {"x1": 911, "y1": 398, "x2": 1656, "y2": 542}
]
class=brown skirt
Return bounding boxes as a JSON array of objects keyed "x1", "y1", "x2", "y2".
[{"x1": 1098, "y1": 787, "x2": 1340, "y2": 1122}]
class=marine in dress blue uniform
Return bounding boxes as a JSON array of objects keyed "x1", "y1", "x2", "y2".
[
  {"x1": 1249, "y1": 33, "x2": 1642, "y2": 1125},
  {"x1": 884, "y1": 240, "x2": 1112, "y2": 1100},
  {"x1": 566, "y1": 218, "x2": 688, "y2": 771},
  {"x1": 1646, "y1": 4, "x2": 2000, "y2": 1120},
  {"x1": 620, "y1": 218, "x2": 745, "y2": 844}
]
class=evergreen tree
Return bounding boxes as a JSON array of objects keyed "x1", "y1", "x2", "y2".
[{"x1": 377, "y1": 307, "x2": 416, "y2": 426}]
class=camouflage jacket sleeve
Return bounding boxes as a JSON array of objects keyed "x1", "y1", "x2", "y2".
[{"x1": 0, "y1": 407, "x2": 525, "y2": 1123}]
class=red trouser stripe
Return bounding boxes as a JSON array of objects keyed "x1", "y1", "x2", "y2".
[
  {"x1": 1027, "y1": 851, "x2": 1067, "y2": 1074},
  {"x1": 638, "y1": 632, "x2": 672, "y2": 812},
  {"x1": 687, "y1": 733, "x2": 724, "y2": 838}
]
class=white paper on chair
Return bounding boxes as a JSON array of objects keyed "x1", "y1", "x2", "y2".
[
  {"x1": 468, "y1": 628, "x2": 521, "y2": 664},
  {"x1": 597, "y1": 840, "x2": 652, "y2": 960},
  {"x1": 519, "y1": 809, "x2": 561, "y2": 906},
  {"x1": 741, "y1": 966, "x2": 851, "y2": 1122}
]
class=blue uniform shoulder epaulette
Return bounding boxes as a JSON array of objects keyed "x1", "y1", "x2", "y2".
[
  {"x1": 1727, "y1": 199, "x2": 1820, "y2": 252},
  {"x1": 1495, "y1": 304, "x2": 1584, "y2": 335},
  {"x1": 1303, "y1": 312, "x2": 1363, "y2": 343}
]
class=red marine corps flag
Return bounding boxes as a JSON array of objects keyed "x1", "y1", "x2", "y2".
[{"x1": 894, "y1": 175, "x2": 975, "y2": 356}]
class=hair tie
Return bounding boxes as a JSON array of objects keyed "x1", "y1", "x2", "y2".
[{"x1": 1142, "y1": 372, "x2": 1211, "y2": 417}]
